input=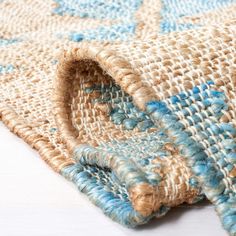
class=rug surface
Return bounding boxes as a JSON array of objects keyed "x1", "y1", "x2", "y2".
[{"x1": 0, "y1": 0, "x2": 236, "y2": 234}]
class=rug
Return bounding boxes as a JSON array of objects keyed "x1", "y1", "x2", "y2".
[{"x1": 0, "y1": 0, "x2": 236, "y2": 234}]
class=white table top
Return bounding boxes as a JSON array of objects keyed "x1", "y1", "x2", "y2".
[{"x1": 0, "y1": 122, "x2": 227, "y2": 236}]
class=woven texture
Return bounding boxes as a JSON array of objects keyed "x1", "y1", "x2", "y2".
[{"x1": 0, "y1": 0, "x2": 236, "y2": 234}]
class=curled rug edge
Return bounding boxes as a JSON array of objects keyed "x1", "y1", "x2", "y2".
[
  {"x1": 51, "y1": 20, "x2": 236, "y2": 233},
  {"x1": 0, "y1": 16, "x2": 235, "y2": 234},
  {"x1": 53, "y1": 43, "x2": 201, "y2": 226}
]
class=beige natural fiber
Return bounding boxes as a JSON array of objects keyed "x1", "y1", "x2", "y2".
[{"x1": 1, "y1": 0, "x2": 236, "y2": 234}]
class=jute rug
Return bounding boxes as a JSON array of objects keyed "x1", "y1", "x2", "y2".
[{"x1": 0, "y1": 0, "x2": 236, "y2": 234}]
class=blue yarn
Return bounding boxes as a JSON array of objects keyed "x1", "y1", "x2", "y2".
[
  {"x1": 53, "y1": 0, "x2": 142, "y2": 20},
  {"x1": 160, "y1": 0, "x2": 236, "y2": 33},
  {"x1": 189, "y1": 177, "x2": 199, "y2": 187},
  {"x1": 0, "y1": 38, "x2": 19, "y2": 46},
  {"x1": 70, "y1": 33, "x2": 84, "y2": 42},
  {"x1": 210, "y1": 90, "x2": 225, "y2": 98},
  {"x1": 70, "y1": 23, "x2": 136, "y2": 42},
  {"x1": 62, "y1": 164, "x2": 152, "y2": 227},
  {"x1": 227, "y1": 153, "x2": 236, "y2": 163},
  {"x1": 146, "y1": 101, "x2": 171, "y2": 114},
  {"x1": 220, "y1": 123, "x2": 236, "y2": 135},
  {"x1": 146, "y1": 81, "x2": 236, "y2": 233},
  {"x1": 61, "y1": 144, "x2": 171, "y2": 227},
  {"x1": 111, "y1": 112, "x2": 126, "y2": 125},
  {"x1": 170, "y1": 95, "x2": 180, "y2": 104},
  {"x1": 217, "y1": 194, "x2": 230, "y2": 204},
  {"x1": 223, "y1": 215, "x2": 236, "y2": 231},
  {"x1": 192, "y1": 86, "x2": 200, "y2": 94},
  {"x1": 0, "y1": 64, "x2": 14, "y2": 74},
  {"x1": 137, "y1": 119, "x2": 154, "y2": 131}
]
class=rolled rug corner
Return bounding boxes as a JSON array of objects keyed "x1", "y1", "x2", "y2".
[
  {"x1": 52, "y1": 42, "x2": 202, "y2": 226},
  {"x1": 52, "y1": 20, "x2": 236, "y2": 231},
  {"x1": 0, "y1": 0, "x2": 236, "y2": 235}
]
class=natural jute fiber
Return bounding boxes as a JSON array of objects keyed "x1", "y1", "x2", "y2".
[{"x1": 0, "y1": 0, "x2": 236, "y2": 234}]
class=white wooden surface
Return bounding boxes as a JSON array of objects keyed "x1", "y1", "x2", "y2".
[{"x1": 0, "y1": 122, "x2": 227, "y2": 236}]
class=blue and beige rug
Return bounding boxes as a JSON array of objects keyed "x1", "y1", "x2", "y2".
[{"x1": 0, "y1": 0, "x2": 236, "y2": 234}]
